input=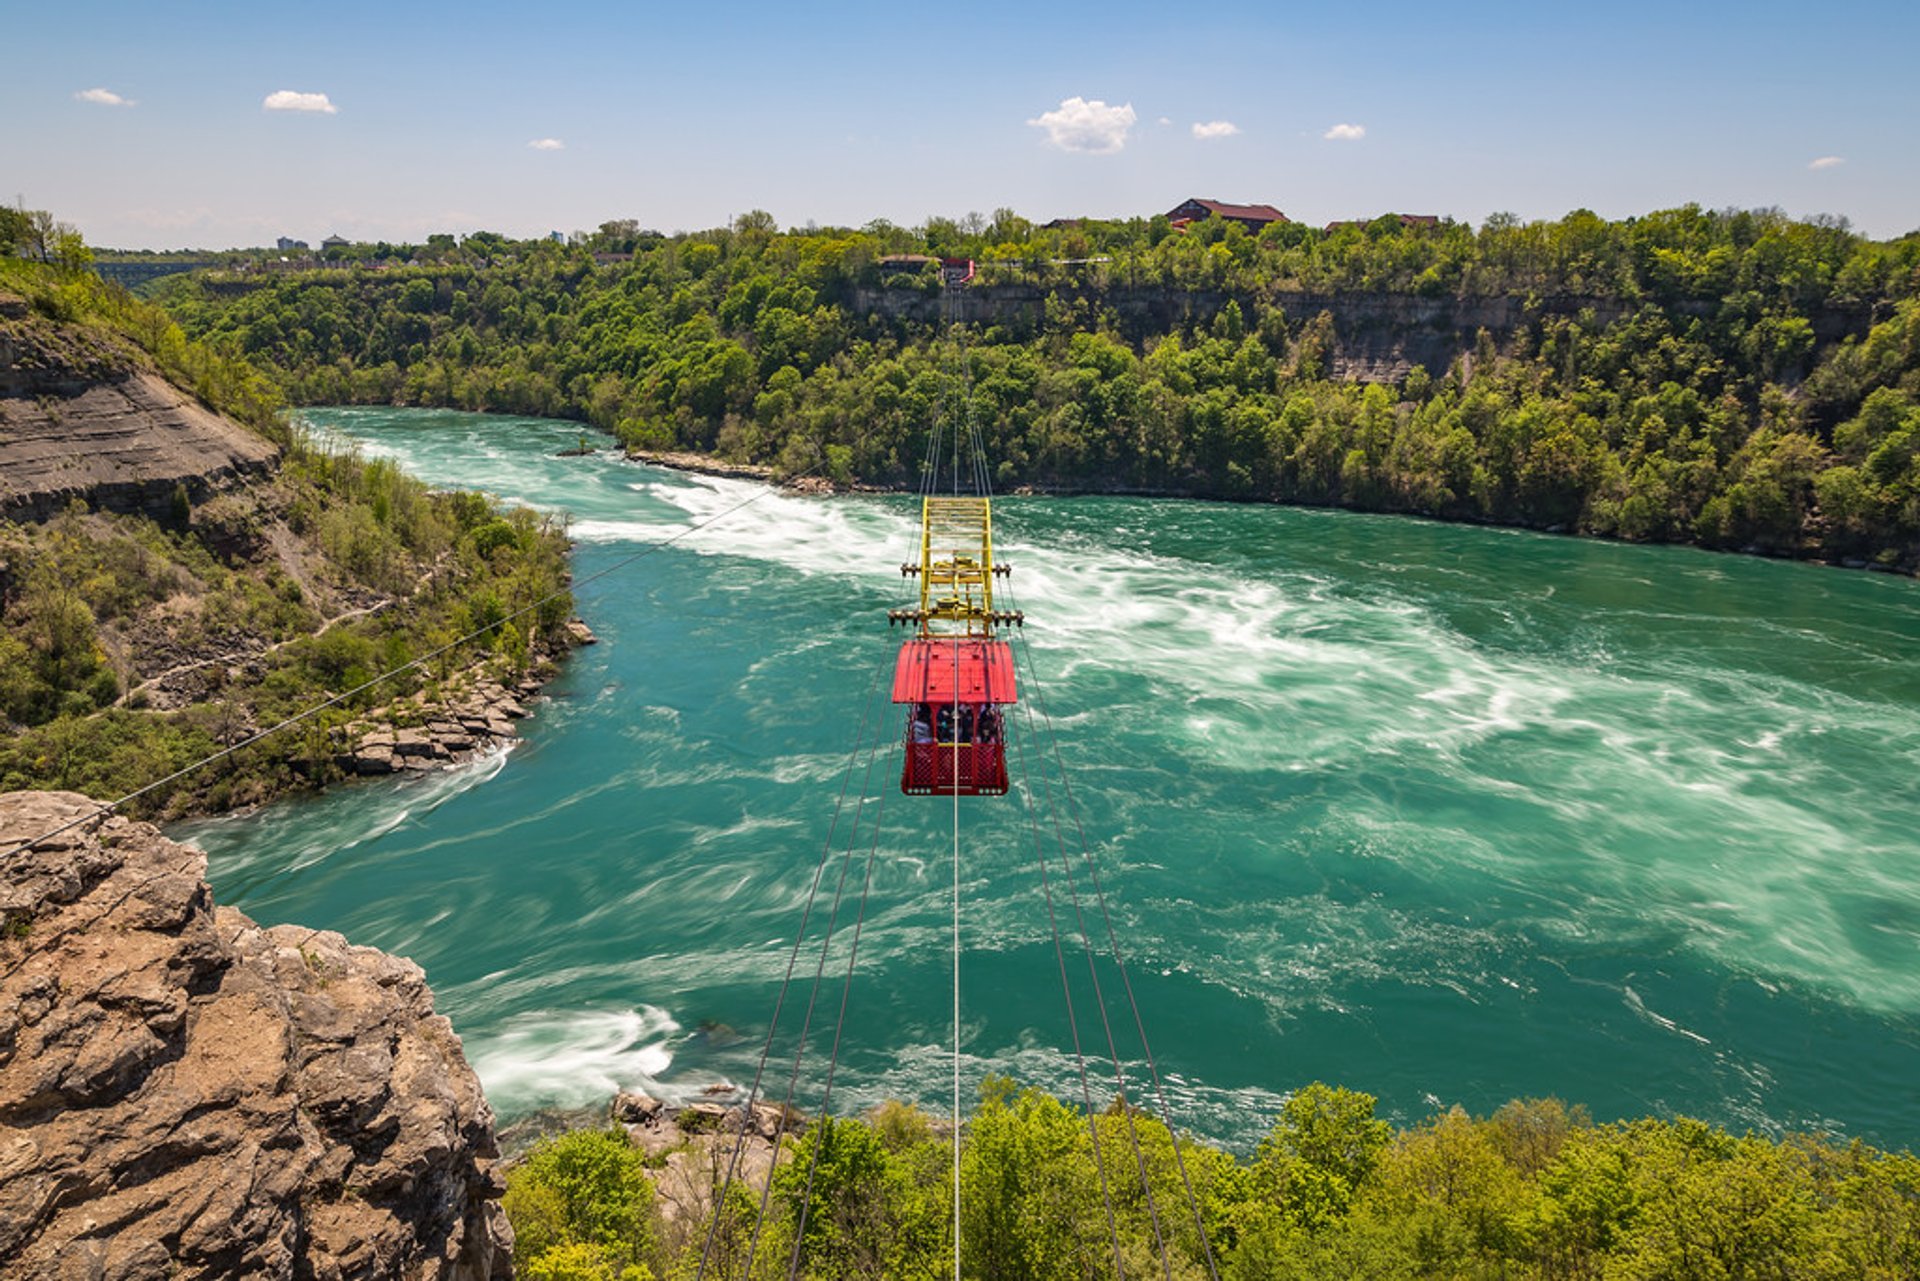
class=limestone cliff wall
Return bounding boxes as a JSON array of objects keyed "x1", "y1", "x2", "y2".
[
  {"x1": 0, "y1": 294, "x2": 279, "y2": 523},
  {"x1": 0, "y1": 790, "x2": 512, "y2": 1280},
  {"x1": 850, "y1": 283, "x2": 1877, "y2": 384}
]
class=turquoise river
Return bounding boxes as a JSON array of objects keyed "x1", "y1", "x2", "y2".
[{"x1": 177, "y1": 407, "x2": 1920, "y2": 1151}]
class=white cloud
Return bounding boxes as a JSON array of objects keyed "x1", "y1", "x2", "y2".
[
  {"x1": 528, "y1": 138, "x2": 565, "y2": 151},
  {"x1": 263, "y1": 90, "x2": 337, "y2": 114},
  {"x1": 1157, "y1": 116, "x2": 1172, "y2": 126},
  {"x1": 1808, "y1": 155, "x2": 1844, "y2": 170},
  {"x1": 75, "y1": 87, "x2": 134, "y2": 107},
  {"x1": 1192, "y1": 120, "x2": 1239, "y2": 140},
  {"x1": 1324, "y1": 122, "x2": 1366, "y2": 141},
  {"x1": 1027, "y1": 96, "x2": 1136, "y2": 155}
]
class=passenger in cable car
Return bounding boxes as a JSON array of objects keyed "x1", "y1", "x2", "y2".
[{"x1": 917, "y1": 702, "x2": 1005, "y2": 744}]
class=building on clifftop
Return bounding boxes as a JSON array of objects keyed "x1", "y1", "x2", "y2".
[{"x1": 1164, "y1": 198, "x2": 1289, "y2": 231}]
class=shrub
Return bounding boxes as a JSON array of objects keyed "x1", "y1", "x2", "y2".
[{"x1": 504, "y1": 1129, "x2": 661, "y2": 1277}]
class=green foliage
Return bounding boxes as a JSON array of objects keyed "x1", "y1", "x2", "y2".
[
  {"x1": 506, "y1": 1129, "x2": 662, "y2": 1280},
  {"x1": 520, "y1": 1240, "x2": 654, "y2": 1280},
  {"x1": 156, "y1": 206, "x2": 1920, "y2": 567},
  {"x1": 774, "y1": 1114, "x2": 949, "y2": 1279},
  {"x1": 519, "y1": 1085, "x2": 1920, "y2": 1281},
  {"x1": 1251, "y1": 1082, "x2": 1392, "y2": 1230},
  {"x1": 0, "y1": 438, "x2": 569, "y2": 816},
  {"x1": 960, "y1": 1079, "x2": 1107, "y2": 1280}
]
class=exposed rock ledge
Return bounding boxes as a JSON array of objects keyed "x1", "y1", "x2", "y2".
[
  {"x1": 0, "y1": 790, "x2": 511, "y2": 1280},
  {"x1": 0, "y1": 356, "x2": 281, "y2": 524},
  {"x1": 335, "y1": 622, "x2": 595, "y2": 779},
  {"x1": 0, "y1": 290, "x2": 280, "y2": 524}
]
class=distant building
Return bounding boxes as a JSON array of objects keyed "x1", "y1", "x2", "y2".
[
  {"x1": 878, "y1": 254, "x2": 939, "y2": 273},
  {"x1": 320, "y1": 234, "x2": 350, "y2": 251},
  {"x1": 1041, "y1": 218, "x2": 1084, "y2": 230},
  {"x1": 1323, "y1": 214, "x2": 1441, "y2": 233},
  {"x1": 1164, "y1": 198, "x2": 1288, "y2": 231},
  {"x1": 548, "y1": 230, "x2": 566, "y2": 243},
  {"x1": 275, "y1": 236, "x2": 309, "y2": 251}
]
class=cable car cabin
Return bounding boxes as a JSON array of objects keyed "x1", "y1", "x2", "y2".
[
  {"x1": 887, "y1": 496, "x2": 1022, "y2": 797},
  {"x1": 892, "y1": 639, "x2": 1016, "y2": 795}
]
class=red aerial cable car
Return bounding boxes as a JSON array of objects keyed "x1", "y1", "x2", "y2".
[{"x1": 887, "y1": 496, "x2": 1021, "y2": 795}]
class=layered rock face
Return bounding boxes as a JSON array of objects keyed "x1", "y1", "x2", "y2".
[
  {"x1": 0, "y1": 791, "x2": 512, "y2": 1279},
  {"x1": 0, "y1": 294, "x2": 280, "y2": 523}
]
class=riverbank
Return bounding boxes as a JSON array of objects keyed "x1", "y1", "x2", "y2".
[
  {"x1": 620, "y1": 438, "x2": 1917, "y2": 577},
  {"x1": 155, "y1": 213, "x2": 1920, "y2": 578},
  {"x1": 495, "y1": 1080, "x2": 1920, "y2": 1281},
  {"x1": 0, "y1": 457, "x2": 576, "y2": 821},
  {"x1": 333, "y1": 619, "x2": 594, "y2": 779}
]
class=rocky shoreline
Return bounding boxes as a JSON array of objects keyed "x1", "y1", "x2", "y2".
[
  {"x1": 606, "y1": 1090, "x2": 803, "y2": 1231},
  {"x1": 623, "y1": 448, "x2": 838, "y2": 495},
  {"x1": 334, "y1": 618, "x2": 597, "y2": 778}
]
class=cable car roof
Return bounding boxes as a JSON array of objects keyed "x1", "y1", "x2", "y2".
[{"x1": 890, "y1": 638, "x2": 1018, "y2": 705}]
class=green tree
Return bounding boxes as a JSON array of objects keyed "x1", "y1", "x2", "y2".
[
  {"x1": 1250, "y1": 1083, "x2": 1392, "y2": 1230},
  {"x1": 504, "y1": 1129, "x2": 662, "y2": 1279},
  {"x1": 960, "y1": 1079, "x2": 1110, "y2": 1281}
]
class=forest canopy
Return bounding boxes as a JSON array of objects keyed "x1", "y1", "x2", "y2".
[
  {"x1": 156, "y1": 205, "x2": 1920, "y2": 567},
  {"x1": 504, "y1": 1080, "x2": 1920, "y2": 1280}
]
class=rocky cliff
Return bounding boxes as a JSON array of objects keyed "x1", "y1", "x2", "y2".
[
  {"x1": 851, "y1": 282, "x2": 1876, "y2": 385},
  {"x1": 0, "y1": 790, "x2": 512, "y2": 1279},
  {"x1": 0, "y1": 291, "x2": 279, "y2": 523}
]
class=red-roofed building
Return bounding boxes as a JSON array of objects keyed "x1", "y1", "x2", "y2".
[{"x1": 1165, "y1": 198, "x2": 1289, "y2": 231}]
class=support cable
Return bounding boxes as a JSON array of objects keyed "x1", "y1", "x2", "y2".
[
  {"x1": 694, "y1": 639, "x2": 892, "y2": 1281},
  {"x1": 950, "y1": 611, "x2": 963, "y2": 1281},
  {"x1": 1004, "y1": 712, "x2": 1128, "y2": 1278},
  {"x1": 738, "y1": 664, "x2": 894, "y2": 1278},
  {"x1": 1005, "y1": 652, "x2": 1174, "y2": 1280},
  {"x1": 998, "y1": 577, "x2": 1223, "y2": 1281},
  {"x1": 947, "y1": 294, "x2": 965, "y2": 1281},
  {"x1": 784, "y1": 733, "x2": 896, "y2": 1277},
  {"x1": 950, "y1": 306, "x2": 1169, "y2": 1278}
]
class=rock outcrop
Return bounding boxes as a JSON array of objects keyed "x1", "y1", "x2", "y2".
[
  {"x1": 0, "y1": 790, "x2": 512, "y2": 1279},
  {"x1": 603, "y1": 1091, "x2": 800, "y2": 1238},
  {"x1": 0, "y1": 295, "x2": 280, "y2": 523},
  {"x1": 850, "y1": 281, "x2": 1874, "y2": 387},
  {"x1": 336, "y1": 675, "x2": 533, "y2": 778}
]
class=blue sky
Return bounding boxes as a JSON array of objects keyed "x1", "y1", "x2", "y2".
[{"x1": 6, "y1": 0, "x2": 1916, "y2": 249}]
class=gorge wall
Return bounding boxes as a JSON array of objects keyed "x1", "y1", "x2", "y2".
[
  {"x1": 852, "y1": 282, "x2": 1880, "y2": 384},
  {"x1": 0, "y1": 292, "x2": 279, "y2": 524}
]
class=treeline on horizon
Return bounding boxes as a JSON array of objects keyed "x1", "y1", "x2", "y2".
[
  {"x1": 154, "y1": 204, "x2": 1920, "y2": 567},
  {"x1": 503, "y1": 1079, "x2": 1920, "y2": 1280}
]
